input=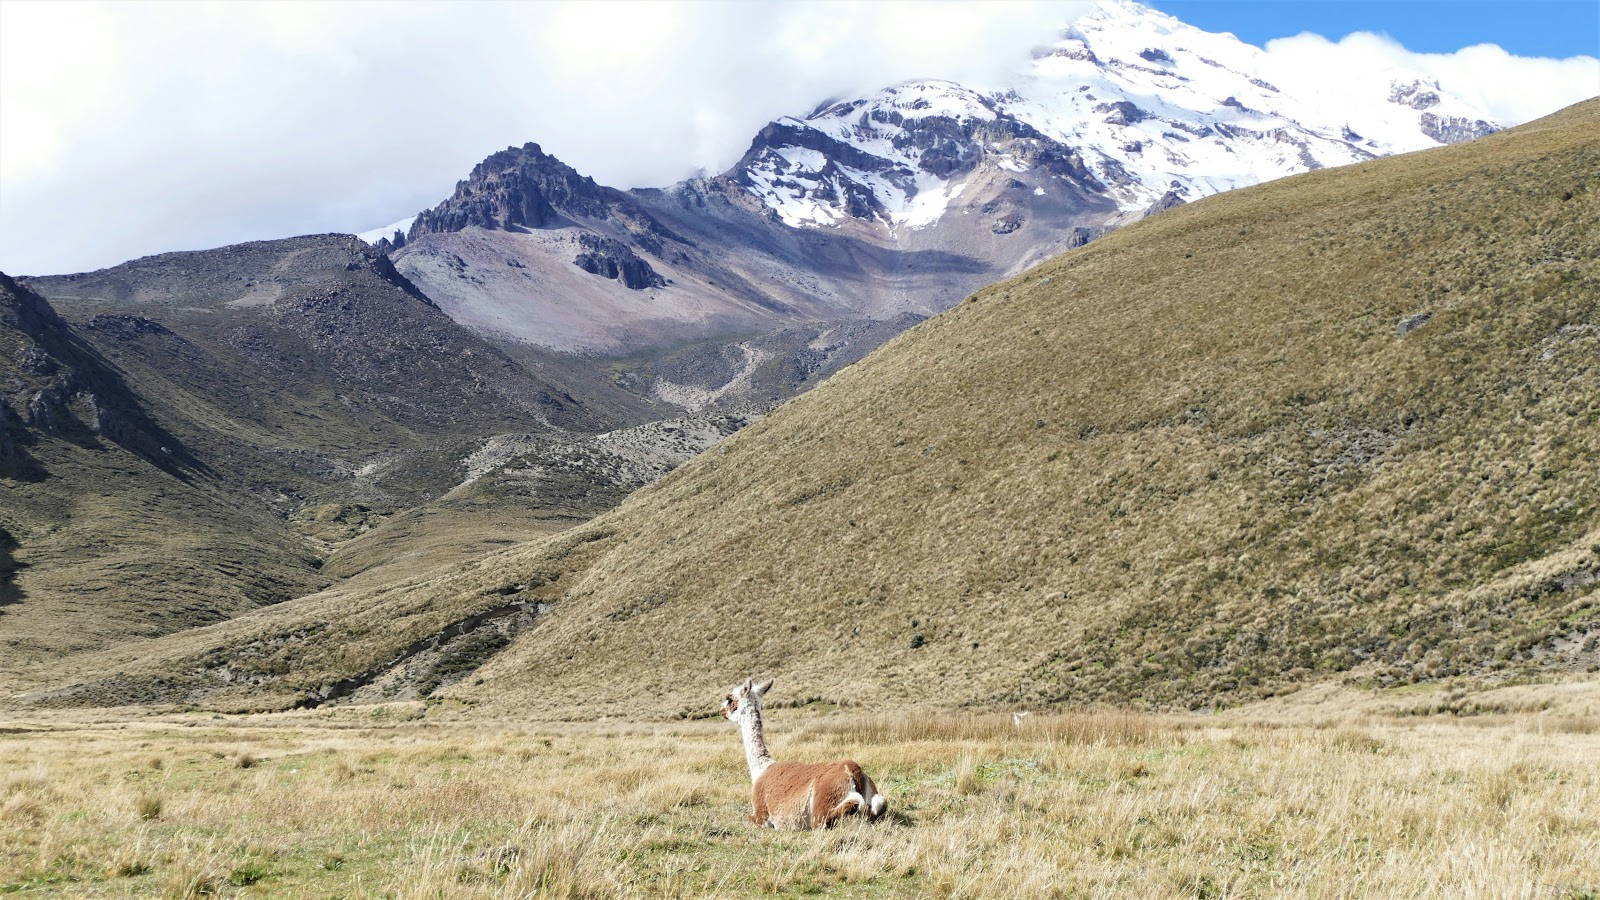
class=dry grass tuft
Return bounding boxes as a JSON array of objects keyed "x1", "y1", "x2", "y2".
[
  {"x1": 1326, "y1": 728, "x2": 1386, "y2": 754},
  {"x1": 135, "y1": 793, "x2": 162, "y2": 821}
]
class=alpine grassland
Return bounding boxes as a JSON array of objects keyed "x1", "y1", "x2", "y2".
[{"x1": 2, "y1": 696, "x2": 1597, "y2": 898}]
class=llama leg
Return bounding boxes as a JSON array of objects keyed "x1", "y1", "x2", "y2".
[
  {"x1": 862, "y1": 774, "x2": 887, "y2": 819},
  {"x1": 815, "y1": 766, "x2": 865, "y2": 827},
  {"x1": 816, "y1": 792, "x2": 863, "y2": 827},
  {"x1": 750, "y1": 788, "x2": 770, "y2": 827}
]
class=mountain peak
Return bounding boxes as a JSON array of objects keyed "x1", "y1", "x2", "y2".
[
  {"x1": 727, "y1": 1, "x2": 1501, "y2": 233},
  {"x1": 408, "y1": 142, "x2": 617, "y2": 239}
]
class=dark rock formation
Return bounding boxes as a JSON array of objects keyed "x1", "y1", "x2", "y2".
[
  {"x1": 892, "y1": 115, "x2": 985, "y2": 178},
  {"x1": 1142, "y1": 191, "x2": 1186, "y2": 217},
  {"x1": 86, "y1": 313, "x2": 176, "y2": 339},
  {"x1": 1420, "y1": 113, "x2": 1497, "y2": 145},
  {"x1": 754, "y1": 120, "x2": 902, "y2": 176},
  {"x1": 409, "y1": 142, "x2": 617, "y2": 238},
  {"x1": 992, "y1": 212, "x2": 1024, "y2": 235},
  {"x1": 733, "y1": 100, "x2": 1112, "y2": 230},
  {"x1": 1, "y1": 271, "x2": 197, "y2": 473},
  {"x1": 374, "y1": 229, "x2": 406, "y2": 254},
  {"x1": 1095, "y1": 100, "x2": 1148, "y2": 126},
  {"x1": 573, "y1": 234, "x2": 666, "y2": 290},
  {"x1": 1389, "y1": 81, "x2": 1442, "y2": 110},
  {"x1": 1064, "y1": 223, "x2": 1117, "y2": 250},
  {"x1": 1397, "y1": 311, "x2": 1432, "y2": 337}
]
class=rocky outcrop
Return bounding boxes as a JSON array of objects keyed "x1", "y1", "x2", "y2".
[
  {"x1": 737, "y1": 120, "x2": 903, "y2": 179},
  {"x1": 1142, "y1": 190, "x2": 1186, "y2": 217},
  {"x1": 1095, "y1": 100, "x2": 1148, "y2": 126},
  {"x1": 572, "y1": 234, "x2": 666, "y2": 290},
  {"x1": 892, "y1": 115, "x2": 985, "y2": 178},
  {"x1": 86, "y1": 313, "x2": 176, "y2": 339},
  {"x1": 1389, "y1": 80, "x2": 1442, "y2": 110},
  {"x1": 409, "y1": 142, "x2": 618, "y2": 238},
  {"x1": 733, "y1": 90, "x2": 1108, "y2": 230},
  {"x1": 373, "y1": 229, "x2": 406, "y2": 254},
  {"x1": 1396, "y1": 311, "x2": 1432, "y2": 338},
  {"x1": 1, "y1": 272, "x2": 193, "y2": 471},
  {"x1": 1420, "y1": 113, "x2": 1497, "y2": 145}
]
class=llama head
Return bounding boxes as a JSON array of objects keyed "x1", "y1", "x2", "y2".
[{"x1": 720, "y1": 677, "x2": 774, "y2": 724}]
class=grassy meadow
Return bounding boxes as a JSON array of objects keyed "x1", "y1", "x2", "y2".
[{"x1": 3, "y1": 689, "x2": 1598, "y2": 898}]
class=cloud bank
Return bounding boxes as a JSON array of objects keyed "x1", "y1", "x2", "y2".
[
  {"x1": 0, "y1": 0, "x2": 1083, "y2": 274},
  {"x1": 0, "y1": 0, "x2": 1593, "y2": 276},
  {"x1": 1255, "y1": 30, "x2": 1598, "y2": 130}
]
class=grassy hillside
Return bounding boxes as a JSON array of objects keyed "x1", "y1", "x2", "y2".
[
  {"x1": 0, "y1": 237, "x2": 658, "y2": 692},
  {"x1": 18, "y1": 100, "x2": 1599, "y2": 717}
]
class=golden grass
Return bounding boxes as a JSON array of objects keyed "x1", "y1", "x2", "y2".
[{"x1": 1, "y1": 706, "x2": 1596, "y2": 898}]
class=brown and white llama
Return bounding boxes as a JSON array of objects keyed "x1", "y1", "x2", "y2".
[{"x1": 720, "y1": 677, "x2": 888, "y2": 829}]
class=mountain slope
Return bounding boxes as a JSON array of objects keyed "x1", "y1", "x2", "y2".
[
  {"x1": 1, "y1": 273, "x2": 329, "y2": 678},
  {"x1": 382, "y1": 140, "x2": 1005, "y2": 358},
  {"x1": 363, "y1": 0, "x2": 1501, "y2": 407},
  {"x1": 2, "y1": 236, "x2": 672, "y2": 690},
  {"x1": 27, "y1": 99, "x2": 1596, "y2": 717}
]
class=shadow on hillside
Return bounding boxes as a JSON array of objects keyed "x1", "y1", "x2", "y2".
[
  {"x1": 6, "y1": 273, "x2": 214, "y2": 484},
  {"x1": 0, "y1": 525, "x2": 25, "y2": 612},
  {"x1": 33, "y1": 321, "x2": 216, "y2": 480},
  {"x1": 0, "y1": 412, "x2": 48, "y2": 484}
]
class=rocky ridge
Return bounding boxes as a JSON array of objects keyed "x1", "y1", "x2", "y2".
[{"x1": 359, "y1": 1, "x2": 1501, "y2": 370}]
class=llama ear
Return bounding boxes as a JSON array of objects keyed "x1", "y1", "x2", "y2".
[
  {"x1": 754, "y1": 678, "x2": 774, "y2": 697},
  {"x1": 741, "y1": 678, "x2": 753, "y2": 694}
]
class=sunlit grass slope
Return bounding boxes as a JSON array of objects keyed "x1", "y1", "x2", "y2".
[
  {"x1": 28, "y1": 100, "x2": 1598, "y2": 717},
  {"x1": 461, "y1": 99, "x2": 1600, "y2": 715}
]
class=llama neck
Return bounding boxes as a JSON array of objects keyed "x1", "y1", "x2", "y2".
[{"x1": 738, "y1": 705, "x2": 775, "y2": 782}]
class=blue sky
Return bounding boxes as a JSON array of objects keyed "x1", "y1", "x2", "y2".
[{"x1": 1150, "y1": 1, "x2": 1600, "y2": 59}]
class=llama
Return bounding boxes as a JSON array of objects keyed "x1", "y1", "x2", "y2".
[{"x1": 720, "y1": 678, "x2": 888, "y2": 829}]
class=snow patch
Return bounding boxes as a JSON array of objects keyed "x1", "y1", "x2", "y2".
[{"x1": 356, "y1": 215, "x2": 418, "y2": 246}]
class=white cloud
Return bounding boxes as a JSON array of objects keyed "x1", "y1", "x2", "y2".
[
  {"x1": 1, "y1": 0, "x2": 1593, "y2": 276},
  {"x1": 0, "y1": 0, "x2": 1082, "y2": 274},
  {"x1": 1256, "y1": 30, "x2": 1599, "y2": 128}
]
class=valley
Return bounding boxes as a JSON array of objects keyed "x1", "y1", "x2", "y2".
[
  {"x1": 5, "y1": 96, "x2": 1593, "y2": 720},
  {"x1": 0, "y1": 0, "x2": 1592, "y2": 736},
  {"x1": 2, "y1": 2, "x2": 1598, "y2": 895}
]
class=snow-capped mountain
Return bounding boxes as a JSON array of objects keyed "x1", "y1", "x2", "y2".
[
  {"x1": 353, "y1": 0, "x2": 1501, "y2": 368},
  {"x1": 734, "y1": 0, "x2": 1498, "y2": 233}
]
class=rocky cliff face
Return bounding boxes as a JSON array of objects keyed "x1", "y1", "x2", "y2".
[
  {"x1": 28, "y1": 235, "x2": 608, "y2": 438},
  {"x1": 572, "y1": 234, "x2": 666, "y2": 290},
  {"x1": 409, "y1": 142, "x2": 617, "y2": 237},
  {"x1": 731, "y1": 82, "x2": 1108, "y2": 237},
  {"x1": 358, "y1": 0, "x2": 1504, "y2": 382}
]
